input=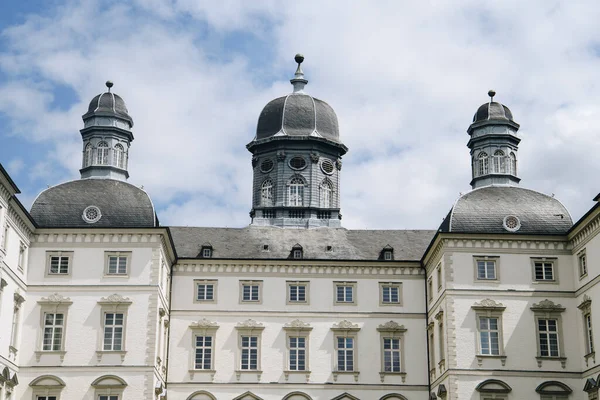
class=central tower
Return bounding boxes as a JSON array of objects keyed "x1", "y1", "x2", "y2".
[{"x1": 247, "y1": 54, "x2": 348, "y2": 228}]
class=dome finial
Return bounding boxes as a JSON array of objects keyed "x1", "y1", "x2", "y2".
[
  {"x1": 488, "y1": 89, "x2": 496, "y2": 102},
  {"x1": 106, "y1": 80, "x2": 114, "y2": 92},
  {"x1": 290, "y1": 53, "x2": 308, "y2": 93}
]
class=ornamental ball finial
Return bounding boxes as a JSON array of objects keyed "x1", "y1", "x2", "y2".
[
  {"x1": 106, "y1": 81, "x2": 114, "y2": 90},
  {"x1": 294, "y1": 54, "x2": 304, "y2": 64},
  {"x1": 488, "y1": 89, "x2": 496, "y2": 100}
]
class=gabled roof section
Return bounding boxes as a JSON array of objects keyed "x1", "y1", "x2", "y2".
[
  {"x1": 331, "y1": 393, "x2": 360, "y2": 400},
  {"x1": 232, "y1": 391, "x2": 264, "y2": 400}
]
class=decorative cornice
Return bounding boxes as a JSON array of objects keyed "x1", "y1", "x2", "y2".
[
  {"x1": 331, "y1": 320, "x2": 360, "y2": 332},
  {"x1": 377, "y1": 320, "x2": 407, "y2": 333},
  {"x1": 578, "y1": 295, "x2": 592, "y2": 311},
  {"x1": 190, "y1": 318, "x2": 219, "y2": 330},
  {"x1": 570, "y1": 207, "x2": 600, "y2": 250},
  {"x1": 283, "y1": 319, "x2": 313, "y2": 331},
  {"x1": 38, "y1": 293, "x2": 72, "y2": 305},
  {"x1": 7, "y1": 206, "x2": 33, "y2": 239},
  {"x1": 531, "y1": 299, "x2": 565, "y2": 313},
  {"x1": 98, "y1": 293, "x2": 132, "y2": 305},
  {"x1": 472, "y1": 298, "x2": 506, "y2": 311},
  {"x1": 32, "y1": 232, "x2": 166, "y2": 245},
  {"x1": 236, "y1": 319, "x2": 265, "y2": 331}
]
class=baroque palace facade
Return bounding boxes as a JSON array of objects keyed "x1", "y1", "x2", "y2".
[{"x1": 0, "y1": 55, "x2": 600, "y2": 400}]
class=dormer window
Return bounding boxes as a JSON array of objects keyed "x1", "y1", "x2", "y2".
[
  {"x1": 291, "y1": 244, "x2": 303, "y2": 259},
  {"x1": 200, "y1": 243, "x2": 213, "y2": 258},
  {"x1": 381, "y1": 245, "x2": 394, "y2": 261}
]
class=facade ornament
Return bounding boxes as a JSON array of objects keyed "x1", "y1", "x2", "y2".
[
  {"x1": 236, "y1": 319, "x2": 264, "y2": 329},
  {"x1": 276, "y1": 150, "x2": 286, "y2": 162},
  {"x1": 331, "y1": 320, "x2": 360, "y2": 332},
  {"x1": 472, "y1": 298, "x2": 506, "y2": 311},
  {"x1": 13, "y1": 292, "x2": 25, "y2": 306},
  {"x1": 377, "y1": 320, "x2": 407, "y2": 333},
  {"x1": 99, "y1": 294, "x2": 132, "y2": 304},
  {"x1": 310, "y1": 152, "x2": 320, "y2": 163},
  {"x1": 283, "y1": 319, "x2": 313, "y2": 331},
  {"x1": 530, "y1": 299, "x2": 566, "y2": 312},
  {"x1": 434, "y1": 310, "x2": 444, "y2": 321},
  {"x1": 578, "y1": 295, "x2": 592, "y2": 311},
  {"x1": 190, "y1": 318, "x2": 219, "y2": 329},
  {"x1": 38, "y1": 293, "x2": 72, "y2": 305},
  {"x1": 336, "y1": 159, "x2": 342, "y2": 170}
]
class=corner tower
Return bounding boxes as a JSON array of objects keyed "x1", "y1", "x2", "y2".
[
  {"x1": 468, "y1": 90, "x2": 521, "y2": 189},
  {"x1": 247, "y1": 55, "x2": 348, "y2": 228},
  {"x1": 80, "y1": 81, "x2": 134, "y2": 181}
]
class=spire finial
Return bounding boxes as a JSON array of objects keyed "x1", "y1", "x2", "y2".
[
  {"x1": 290, "y1": 53, "x2": 308, "y2": 93},
  {"x1": 488, "y1": 89, "x2": 496, "y2": 102},
  {"x1": 106, "y1": 80, "x2": 114, "y2": 92}
]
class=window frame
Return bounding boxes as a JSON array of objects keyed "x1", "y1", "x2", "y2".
[
  {"x1": 377, "y1": 321, "x2": 407, "y2": 382},
  {"x1": 579, "y1": 250, "x2": 588, "y2": 278},
  {"x1": 194, "y1": 280, "x2": 217, "y2": 304},
  {"x1": 283, "y1": 319, "x2": 312, "y2": 378},
  {"x1": 379, "y1": 282, "x2": 402, "y2": 306},
  {"x1": 333, "y1": 281, "x2": 357, "y2": 306},
  {"x1": 239, "y1": 280, "x2": 263, "y2": 304},
  {"x1": 189, "y1": 319, "x2": 219, "y2": 374},
  {"x1": 331, "y1": 320, "x2": 361, "y2": 380},
  {"x1": 45, "y1": 251, "x2": 74, "y2": 277},
  {"x1": 235, "y1": 320, "x2": 265, "y2": 377},
  {"x1": 36, "y1": 294, "x2": 73, "y2": 361},
  {"x1": 96, "y1": 294, "x2": 132, "y2": 361},
  {"x1": 474, "y1": 256, "x2": 499, "y2": 282},
  {"x1": 531, "y1": 258, "x2": 558, "y2": 284},
  {"x1": 104, "y1": 252, "x2": 131, "y2": 277},
  {"x1": 437, "y1": 263, "x2": 443, "y2": 290},
  {"x1": 287, "y1": 281, "x2": 310, "y2": 305},
  {"x1": 578, "y1": 296, "x2": 595, "y2": 361},
  {"x1": 472, "y1": 299, "x2": 507, "y2": 365},
  {"x1": 288, "y1": 176, "x2": 305, "y2": 207},
  {"x1": 531, "y1": 300, "x2": 567, "y2": 368}
]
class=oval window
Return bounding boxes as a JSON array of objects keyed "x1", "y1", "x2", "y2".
[
  {"x1": 260, "y1": 159, "x2": 274, "y2": 173},
  {"x1": 289, "y1": 156, "x2": 307, "y2": 170},
  {"x1": 321, "y1": 159, "x2": 335, "y2": 175}
]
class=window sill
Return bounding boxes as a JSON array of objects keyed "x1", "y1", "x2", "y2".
[
  {"x1": 532, "y1": 280, "x2": 558, "y2": 284},
  {"x1": 380, "y1": 302, "x2": 403, "y2": 306},
  {"x1": 332, "y1": 370, "x2": 359, "y2": 382},
  {"x1": 188, "y1": 369, "x2": 216, "y2": 381},
  {"x1": 580, "y1": 273, "x2": 588, "y2": 280},
  {"x1": 284, "y1": 370, "x2": 311, "y2": 382},
  {"x1": 235, "y1": 370, "x2": 262, "y2": 381},
  {"x1": 536, "y1": 356, "x2": 566, "y2": 368},
  {"x1": 379, "y1": 371, "x2": 406, "y2": 383},
  {"x1": 35, "y1": 350, "x2": 66, "y2": 362},
  {"x1": 334, "y1": 302, "x2": 357, "y2": 306},
  {"x1": 96, "y1": 350, "x2": 127, "y2": 362},
  {"x1": 474, "y1": 279, "x2": 499, "y2": 283},
  {"x1": 476, "y1": 354, "x2": 507, "y2": 366}
]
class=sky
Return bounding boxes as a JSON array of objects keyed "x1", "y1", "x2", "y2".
[{"x1": 0, "y1": 0, "x2": 599, "y2": 230}]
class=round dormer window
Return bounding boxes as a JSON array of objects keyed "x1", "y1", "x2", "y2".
[
  {"x1": 260, "y1": 159, "x2": 274, "y2": 173},
  {"x1": 289, "y1": 156, "x2": 307, "y2": 170},
  {"x1": 321, "y1": 159, "x2": 335, "y2": 175},
  {"x1": 503, "y1": 215, "x2": 520, "y2": 232},
  {"x1": 82, "y1": 205, "x2": 102, "y2": 223}
]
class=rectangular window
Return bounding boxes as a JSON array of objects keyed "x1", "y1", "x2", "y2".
[
  {"x1": 289, "y1": 336, "x2": 306, "y2": 371},
  {"x1": 585, "y1": 313, "x2": 594, "y2": 354},
  {"x1": 383, "y1": 337, "x2": 401, "y2": 372},
  {"x1": 103, "y1": 313, "x2": 124, "y2": 351},
  {"x1": 196, "y1": 281, "x2": 216, "y2": 301},
  {"x1": 437, "y1": 265, "x2": 442, "y2": 290},
  {"x1": 202, "y1": 248, "x2": 212, "y2": 258},
  {"x1": 438, "y1": 322, "x2": 445, "y2": 361},
  {"x1": 18, "y1": 243, "x2": 25, "y2": 271},
  {"x1": 108, "y1": 255, "x2": 127, "y2": 274},
  {"x1": 49, "y1": 255, "x2": 70, "y2": 274},
  {"x1": 99, "y1": 396, "x2": 119, "y2": 400},
  {"x1": 240, "y1": 335, "x2": 259, "y2": 370},
  {"x1": 336, "y1": 336, "x2": 354, "y2": 371},
  {"x1": 293, "y1": 249, "x2": 302, "y2": 259},
  {"x1": 380, "y1": 283, "x2": 401, "y2": 304},
  {"x1": 579, "y1": 252, "x2": 588, "y2": 277},
  {"x1": 429, "y1": 331, "x2": 435, "y2": 366},
  {"x1": 534, "y1": 261, "x2": 555, "y2": 281},
  {"x1": 477, "y1": 260, "x2": 496, "y2": 280},
  {"x1": 43, "y1": 313, "x2": 64, "y2": 351},
  {"x1": 335, "y1": 282, "x2": 355, "y2": 304},
  {"x1": 37, "y1": 397, "x2": 58, "y2": 400},
  {"x1": 538, "y1": 318, "x2": 560, "y2": 357},
  {"x1": 288, "y1": 282, "x2": 308, "y2": 303},
  {"x1": 479, "y1": 317, "x2": 500, "y2": 355},
  {"x1": 383, "y1": 251, "x2": 392, "y2": 260},
  {"x1": 241, "y1": 281, "x2": 261, "y2": 302},
  {"x1": 195, "y1": 335, "x2": 213, "y2": 370},
  {"x1": 427, "y1": 279, "x2": 433, "y2": 302}
]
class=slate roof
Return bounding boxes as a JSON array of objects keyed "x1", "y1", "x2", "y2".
[
  {"x1": 473, "y1": 101, "x2": 514, "y2": 123},
  {"x1": 31, "y1": 179, "x2": 157, "y2": 228},
  {"x1": 440, "y1": 186, "x2": 573, "y2": 235},
  {"x1": 170, "y1": 226, "x2": 436, "y2": 261},
  {"x1": 83, "y1": 91, "x2": 133, "y2": 126},
  {"x1": 256, "y1": 93, "x2": 340, "y2": 143}
]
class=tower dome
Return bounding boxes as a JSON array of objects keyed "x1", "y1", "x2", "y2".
[{"x1": 83, "y1": 81, "x2": 133, "y2": 127}]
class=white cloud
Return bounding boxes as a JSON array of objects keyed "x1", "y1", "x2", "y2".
[{"x1": 0, "y1": 0, "x2": 599, "y2": 229}]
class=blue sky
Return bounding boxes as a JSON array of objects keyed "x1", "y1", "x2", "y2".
[{"x1": 1, "y1": 0, "x2": 600, "y2": 229}]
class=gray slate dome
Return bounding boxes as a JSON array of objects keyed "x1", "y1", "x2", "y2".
[
  {"x1": 31, "y1": 179, "x2": 157, "y2": 228},
  {"x1": 256, "y1": 94, "x2": 340, "y2": 143},
  {"x1": 440, "y1": 186, "x2": 572, "y2": 235},
  {"x1": 473, "y1": 101, "x2": 514, "y2": 123},
  {"x1": 83, "y1": 91, "x2": 133, "y2": 127}
]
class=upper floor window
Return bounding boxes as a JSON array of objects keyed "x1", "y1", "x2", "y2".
[
  {"x1": 533, "y1": 259, "x2": 556, "y2": 282},
  {"x1": 475, "y1": 257, "x2": 498, "y2": 281},
  {"x1": 493, "y1": 150, "x2": 505, "y2": 173},
  {"x1": 97, "y1": 141, "x2": 109, "y2": 165},
  {"x1": 380, "y1": 282, "x2": 402, "y2": 305},
  {"x1": 99, "y1": 396, "x2": 119, "y2": 400},
  {"x1": 478, "y1": 317, "x2": 500, "y2": 355},
  {"x1": 288, "y1": 177, "x2": 304, "y2": 206},
  {"x1": 478, "y1": 152, "x2": 489, "y2": 176},
  {"x1": 240, "y1": 335, "x2": 260, "y2": 370},
  {"x1": 103, "y1": 312, "x2": 124, "y2": 351},
  {"x1": 114, "y1": 144, "x2": 125, "y2": 168},
  {"x1": 195, "y1": 280, "x2": 217, "y2": 302},
  {"x1": 288, "y1": 336, "x2": 307, "y2": 371},
  {"x1": 18, "y1": 242, "x2": 26, "y2": 271},
  {"x1": 202, "y1": 247, "x2": 212, "y2": 258},
  {"x1": 319, "y1": 179, "x2": 333, "y2": 208},
  {"x1": 195, "y1": 335, "x2": 214, "y2": 370},
  {"x1": 336, "y1": 336, "x2": 355, "y2": 371},
  {"x1": 43, "y1": 313, "x2": 64, "y2": 351},
  {"x1": 261, "y1": 179, "x2": 274, "y2": 207},
  {"x1": 579, "y1": 250, "x2": 588, "y2": 277},
  {"x1": 240, "y1": 281, "x2": 262, "y2": 303},
  {"x1": 437, "y1": 264, "x2": 443, "y2": 290},
  {"x1": 105, "y1": 252, "x2": 129, "y2": 275},
  {"x1": 538, "y1": 318, "x2": 560, "y2": 357},
  {"x1": 84, "y1": 143, "x2": 93, "y2": 167},
  {"x1": 287, "y1": 281, "x2": 309, "y2": 304},
  {"x1": 335, "y1": 282, "x2": 356, "y2": 304},
  {"x1": 427, "y1": 279, "x2": 433, "y2": 303},
  {"x1": 47, "y1": 251, "x2": 73, "y2": 275}
]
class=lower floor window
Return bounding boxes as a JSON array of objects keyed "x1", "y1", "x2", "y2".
[
  {"x1": 289, "y1": 336, "x2": 306, "y2": 371},
  {"x1": 538, "y1": 319, "x2": 559, "y2": 357},
  {"x1": 383, "y1": 337, "x2": 401, "y2": 372},
  {"x1": 336, "y1": 336, "x2": 354, "y2": 371},
  {"x1": 241, "y1": 335, "x2": 259, "y2": 370},
  {"x1": 99, "y1": 396, "x2": 119, "y2": 400},
  {"x1": 195, "y1": 336, "x2": 213, "y2": 369},
  {"x1": 37, "y1": 397, "x2": 58, "y2": 400}
]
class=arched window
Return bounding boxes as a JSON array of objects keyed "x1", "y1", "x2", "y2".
[
  {"x1": 97, "y1": 142, "x2": 109, "y2": 165},
  {"x1": 478, "y1": 152, "x2": 489, "y2": 176},
  {"x1": 84, "y1": 143, "x2": 93, "y2": 167},
  {"x1": 493, "y1": 150, "x2": 505, "y2": 173},
  {"x1": 114, "y1": 144, "x2": 125, "y2": 169},
  {"x1": 288, "y1": 177, "x2": 304, "y2": 207},
  {"x1": 509, "y1": 152, "x2": 517, "y2": 175},
  {"x1": 319, "y1": 180, "x2": 333, "y2": 208},
  {"x1": 261, "y1": 179, "x2": 273, "y2": 207}
]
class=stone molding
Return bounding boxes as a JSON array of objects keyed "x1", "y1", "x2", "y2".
[
  {"x1": 98, "y1": 293, "x2": 132, "y2": 305},
  {"x1": 173, "y1": 263, "x2": 424, "y2": 276},
  {"x1": 377, "y1": 320, "x2": 406, "y2": 333},
  {"x1": 189, "y1": 318, "x2": 219, "y2": 330},
  {"x1": 235, "y1": 319, "x2": 265, "y2": 331},
  {"x1": 38, "y1": 293, "x2": 72, "y2": 305},
  {"x1": 530, "y1": 299, "x2": 565, "y2": 312},
  {"x1": 472, "y1": 298, "x2": 506, "y2": 311},
  {"x1": 442, "y1": 236, "x2": 569, "y2": 252},
  {"x1": 32, "y1": 232, "x2": 164, "y2": 244},
  {"x1": 578, "y1": 294, "x2": 592, "y2": 312},
  {"x1": 570, "y1": 209, "x2": 600, "y2": 250},
  {"x1": 331, "y1": 320, "x2": 360, "y2": 332},
  {"x1": 283, "y1": 319, "x2": 313, "y2": 331}
]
